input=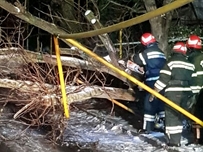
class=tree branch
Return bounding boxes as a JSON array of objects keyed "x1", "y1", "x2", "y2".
[
  {"x1": 0, "y1": 0, "x2": 193, "y2": 39},
  {"x1": 85, "y1": 10, "x2": 119, "y2": 67},
  {"x1": 0, "y1": 47, "x2": 127, "y2": 82},
  {"x1": 55, "y1": 0, "x2": 193, "y2": 39},
  {"x1": 0, "y1": 78, "x2": 135, "y2": 103}
]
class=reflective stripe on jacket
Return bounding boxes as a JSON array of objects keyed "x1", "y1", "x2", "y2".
[
  {"x1": 188, "y1": 51, "x2": 203, "y2": 93},
  {"x1": 154, "y1": 53, "x2": 195, "y2": 92},
  {"x1": 133, "y1": 43, "x2": 166, "y2": 82}
]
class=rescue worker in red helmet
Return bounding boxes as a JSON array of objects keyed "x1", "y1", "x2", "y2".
[
  {"x1": 129, "y1": 33, "x2": 166, "y2": 133},
  {"x1": 150, "y1": 42, "x2": 195, "y2": 147},
  {"x1": 186, "y1": 35, "x2": 203, "y2": 144}
]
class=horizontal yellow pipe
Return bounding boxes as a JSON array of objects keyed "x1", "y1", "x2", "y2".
[
  {"x1": 57, "y1": 0, "x2": 193, "y2": 39},
  {"x1": 66, "y1": 38, "x2": 203, "y2": 127}
]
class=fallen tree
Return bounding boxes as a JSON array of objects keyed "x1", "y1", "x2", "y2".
[
  {"x1": 0, "y1": 47, "x2": 135, "y2": 101},
  {"x1": 0, "y1": 78, "x2": 134, "y2": 103},
  {"x1": 0, "y1": 1, "x2": 135, "y2": 137},
  {"x1": 0, "y1": 45, "x2": 136, "y2": 142},
  {"x1": 0, "y1": 47, "x2": 128, "y2": 81},
  {"x1": 0, "y1": 0, "x2": 193, "y2": 143}
]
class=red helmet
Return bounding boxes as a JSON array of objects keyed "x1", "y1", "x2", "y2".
[
  {"x1": 141, "y1": 33, "x2": 156, "y2": 46},
  {"x1": 186, "y1": 35, "x2": 202, "y2": 49},
  {"x1": 173, "y1": 42, "x2": 187, "y2": 55}
]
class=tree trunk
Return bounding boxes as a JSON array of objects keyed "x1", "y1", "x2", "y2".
[
  {"x1": 143, "y1": 0, "x2": 173, "y2": 56},
  {"x1": 0, "y1": 47, "x2": 127, "y2": 82},
  {"x1": 0, "y1": 78, "x2": 135, "y2": 103},
  {"x1": 51, "y1": 0, "x2": 82, "y2": 33},
  {"x1": 85, "y1": 10, "x2": 119, "y2": 67}
]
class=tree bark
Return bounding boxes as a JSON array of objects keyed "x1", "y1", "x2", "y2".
[
  {"x1": 0, "y1": 78, "x2": 135, "y2": 103},
  {"x1": 51, "y1": 0, "x2": 82, "y2": 33},
  {"x1": 0, "y1": 0, "x2": 73, "y2": 48},
  {"x1": 85, "y1": 10, "x2": 119, "y2": 67},
  {"x1": 143, "y1": 0, "x2": 174, "y2": 55},
  {"x1": 0, "y1": 47, "x2": 127, "y2": 82},
  {"x1": 66, "y1": 85, "x2": 135, "y2": 103}
]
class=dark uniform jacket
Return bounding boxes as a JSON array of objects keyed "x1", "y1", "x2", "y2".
[
  {"x1": 133, "y1": 43, "x2": 166, "y2": 83},
  {"x1": 188, "y1": 51, "x2": 203, "y2": 123},
  {"x1": 154, "y1": 53, "x2": 195, "y2": 93},
  {"x1": 188, "y1": 51, "x2": 203, "y2": 94}
]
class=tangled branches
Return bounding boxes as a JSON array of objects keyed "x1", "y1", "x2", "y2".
[
  {"x1": 6, "y1": 59, "x2": 66, "y2": 142},
  {"x1": 0, "y1": 16, "x2": 66, "y2": 140},
  {"x1": 0, "y1": 7, "x2": 136, "y2": 144}
]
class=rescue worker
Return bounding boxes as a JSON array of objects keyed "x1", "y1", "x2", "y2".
[
  {"x1": 150, "y1": 42, "x2": 195, "y2": 147},
  {"x1": 186, "y1": 35, "x2": 203, "y2": 144},
  {"x1": 127, "y1": 33, "x2": 166, "y2": 133}
]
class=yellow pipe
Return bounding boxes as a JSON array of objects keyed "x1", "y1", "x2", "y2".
[
  {"x1": 65, "y1": 38, "x2": 203, "y2": 127},
  {"x1": 54, "y1": 37, "x2": 69, "y2": 118},
  {"x1": 57, "y1": 0, "x2": 193, "y2": 39},
  {"x1": 109, "y1": 99, "x2": 135, "y2": 114},
  {"x1": 119, "y1": 29, "x2": 122, "y2": 59}
]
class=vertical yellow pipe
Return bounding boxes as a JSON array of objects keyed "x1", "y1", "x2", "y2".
[
  {"x1": 119, "y1": 29, "x2": 122, "y2": 59},
  {"x1": 65, "y1": 38, "x2": 203, "y2": 127},
  {"x1": 54, "y1": 37, "x2": 69, "y2": 118}
]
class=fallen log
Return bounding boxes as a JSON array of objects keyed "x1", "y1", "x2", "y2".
[
  {"x1": 66, "y1": 85, "x2": 135, "y2": 103},
  {"x1": 0, "y1": 78, "x2": 135, "y2": 103},
  {"x1": 0, "y1": 47, "x2": 128, "y2": 82},
  {"x1": 0, "y1": 77, "x2": 135, "y2": 120}
]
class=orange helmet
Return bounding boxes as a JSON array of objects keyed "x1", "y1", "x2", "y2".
[
  {"x1": 186, "y1": 35, "x2": 202, "y2": 49},
  {"x1": 140, "y1": 33, "x2": 156, "y2": 46},
  {"x1": 173, "y1": 42, "x2": 187, "y2": 55}
]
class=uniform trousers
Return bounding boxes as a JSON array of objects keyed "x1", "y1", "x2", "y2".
[
  {"x1": 164, "y1": 91, "x2": 190, "y2": 145},
  {"x1": 193, "y1": 89, "x2": 203, "y2": 144},
  {"x1": 143, "y1": 80, "x2": 165, "y2": 132}
]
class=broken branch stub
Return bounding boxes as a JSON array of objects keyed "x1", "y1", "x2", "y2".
[{"x1": 85, "y1": 10, "x2": 119, "y2": 67}]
